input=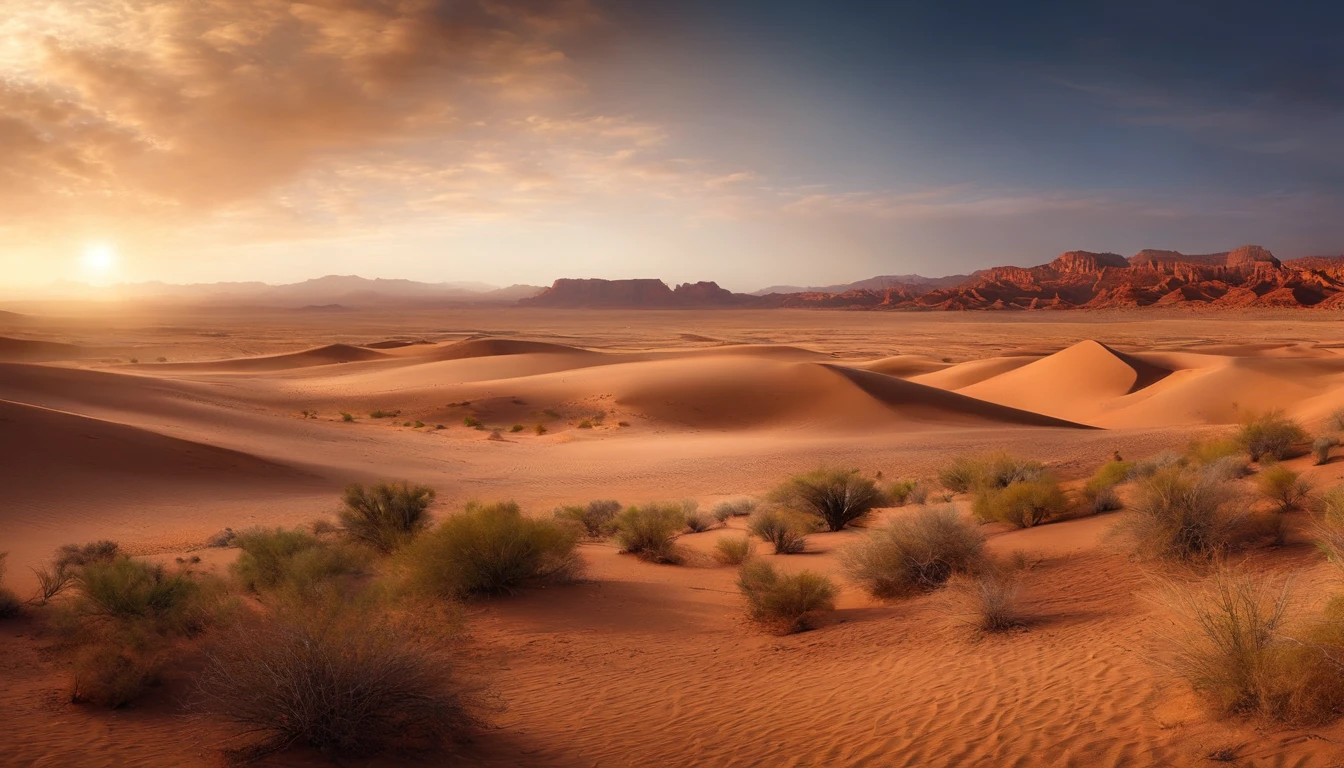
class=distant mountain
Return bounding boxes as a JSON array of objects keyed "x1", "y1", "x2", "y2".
[
  {"x1": 519, "y1": 279, "x2": 761, "y2": 309},
  {"x1": 753, "y1": 273, "x2": 969, "y2": 296}
]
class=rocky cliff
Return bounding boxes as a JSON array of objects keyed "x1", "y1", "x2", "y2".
[{"x1": 518, "y1": 278, "x2": 761, "y2": 308}]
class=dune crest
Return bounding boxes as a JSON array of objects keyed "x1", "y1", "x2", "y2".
[{"x1": 148, "y1": 343, "x2": 387, "y2": 372}]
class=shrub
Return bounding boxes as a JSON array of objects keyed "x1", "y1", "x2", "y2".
[
  {"x1": 840, "y1": 506, "x2": 986, "y2": 599},
  {"x1": 73, "y1": 557, "x2": 209, "y2": 630},
  {"x1": 950, "y1": 571, "x2": 1024, "y2": 633},
  {"x1": 736, "y1": 561, "x2": 836, "y2": 634},
  {"x1": 339, "y1": 481, "x2": 435, "y2": 552},
  {"x1": 488, "y1": 428, "x2": 503, "y2": 440},
  {"x1": 883, "y1": 479, "x2": 917, "y2": 506},
  {"x1": 1333, "y1": 408, "x2": 1344, "y2": 432},
  {"x1": 1258, "y1": 465, "x2": 1311, "y2": 512},
  {"x1": 712, "y1": 497, "x2": 758, "y2": 523},
  {"x1": 56, "y1": 541, "x2": 121, "y2": 570},
  {"x1": 405, "y1": 502, "x2": 582, "y2": 597},
  {"x1": 771, "y1": 468, "x2": 882, "y2": 531},
  {"x1": 463, "y1": 416, "x2": 482, "y2": 429},
  {"x1": 684, "y1": 510, "x2": 714, "y2": 533},
  {"x1": 1128, "y1": 450, "x2": 1185, "y2": 479},
  {"x1": 1083, "y1": 461, "x2": 1130, "y2": 513},
  {"x1": 0, "y1": 553, "x2": 20, "y2": 619},
  {"x1": 510, "y1": 424, "x2": 525, "y2": 433},
  {"x1": 1187, "y1": 438, "x2": 1243, "y2": 466},
  {"x1": 612, "y1": 503, "x2": 685, "y2": 563},
  {"x1": 1119, "y1": 469, "x2": 1248, "y2": 562},
  {"x1": 1199, "y1": 454, "x2": 1250, "y2": 482},
  {"x1": 972, "y1": 477, "x2": 1069, "y2": 527},
  {"x1": 1314, "y1": 437, "x2": 1339, "y2": 466},
  {"x1": 553, "y1": 500, "x2": 621, "y2": 539},
  {"x1": 1315, "y1": 488, "x2": 1344, "y2": 569},
  {"x1": 232, "y1": 528, "x2": 367, "y2": 596},
  {"x1": 156, "y1": 356, "x2": 167, "y2": 363},
  {"x1": 1237, "y1": 411, "x2": 1308, "y2": 462},
  {"x1": 197, "y1": 601, "x2": 483, "y2": 759},
  {"x1": 939, "y1": 452, "x2": 1044, "y2": 494},
  {"x1": 714, "y1": 536, "x2": 755, "y2": 565},
  {"x1": 1149, "y1": 569, "x2": 1290, "y2": 717},
  {"x1": 578, "y1": 419, "x2": 593, "y2": 429},
  {"x1": 340, "y1": 412, "x2": 355, "y2": 422},
  {"x1": 414, "y1": 420, "x2": 425, "y2": 429},
  {"x1": 534, "y1": 424, "x2": 547, "y2": 435},
  {"x1": 207, "y1": 527, "x2": 237, "y2": 547},
  {"x1": 370, "y1": 409, "x2": 400, "y2": 419},
  {"x1": 747, "y1": 508, "x2": 814, "y2": 554}
]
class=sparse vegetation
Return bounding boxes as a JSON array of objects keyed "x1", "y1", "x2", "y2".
[
  {"x1": 197, "y1": 599, "x2": 484, "y2": 760},
  {"x1": 771, "y1": 468, "x2": 882, "y2": 531},
  {"x1": 1257, "y1": 465, "x2": 1311, "y2": 512},
  {"x1": 1187, "y1": 438, "x2": 1243, "y2": 466},
  {"x1": 1119, "y1": 469, "x2": 1250, "y2": 562},
  {"x1": 883, "y1": 479, "x2": 918, "y2": 506},
  {"x1": 339, "y1": 481, "x2": 436, "y2": 552},
  {"x1": 534, "y1": 424, "x2": 547, "y2": 435},
  {"x1": 1314, "y1": 436, "x2": 1339, "y2": 466},
  {"x1": 156, "y1": 356, "x2": 167, "y2": 363},
  {"x1": 747, "y1": 508, "x2": 815, "y2": 554},
  {"x1": 972, "y1": 476, "x2": 1069, "y2": 527},
  {"x1": 613, "y1": 503, "x2": 685, "y2": 563},
  {"x1": 510, "y1": 424, "x2": 525, "y2": 433},
  {"x1": 578, "y1": 419, "x2": 593, "y2": 429},
  {"x1": 1199, "y1": 454, "x2": 1251, "y2": 482},
  {"x1": 939, "y1": 452, "x2": 1044, "y2": 494},
  {"x1": 713, "y1": 536, "x2": 755, "y2": 565},
  {"x1": 340, "y1": 412, "x2": 355, "y2": 422},
  {"x1": 712, "y1": 497, "x2": 758, "y2": 523},
  {"x1": 683, "y1": 508, "x2": 714, "y2": 533},
  {"x1": 1083, "y1": 460, "x2": 1130, "y2": 513},
  {"x1": 31, "y1": 541, "x2": 121, "y2": 606},
  {"x1": 553, "y1": 500, "x2": 622, "y2": 539},
  {"x1": 1128, "y1": 450, "x2": 1185, "y2": 479},
  {"x1": 1237, "y1": 411, "x2": 1308, "y2": 462},
  {"x1": 463, "y1": 415, "x2": 482, "y2": 429},
  {"x1": 232, "y1": 528, "x2": 368, "y2": 596},
  {"x1": 489, "y1": 428, "x2": 503, "y2": 440},
  {"x1": 950, "y1": 571, "x2": 1024, "y2": 633},
  {"x1": 369, "y1": 409, "x2": 401, "y2": 419},
  {"x1": 736, "y1": 560, "x2": 836, "y2": 634},
  {"x1": 405, "y1": 501, "x2": 582, "y2": 598},
  {"x1": 840, "y1": 506, "x2": 986, "y2": 599}
]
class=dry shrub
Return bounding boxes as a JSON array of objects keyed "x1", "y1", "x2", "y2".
[
  {"x1": 770, "y1": 468, "x2": 882, "y2": 531},
  {"x1": 973, "y1": 476, "x2": 1069, "y2": 527},
  {"x1": 1257, "y1": 465, "x2": 1311, "y2": 512},
  {"x1": 1237, "y1": 411, "x2": 1309, "y2": 462},
  {"x1": 613, "y1": 503, "x2": 685, "y2": 563},
  {"x1": 713, "y1": 536, "x2": 755, "y2": 565},
  {"x1": 840, "y1": 506, "x2": 986, "y2": 599},
  {"x1": 1128, "y1": 450, "x2": 1185, "y2": 480},
  {"x1": 553, "y1": 499, "x2": 622, "y2": 539},
  {"x1": 406, "y1": 502, "x2": 582, "y2": 597},
  {"x1": 683, "y1": 508, "x2": 715, "y2": 533},
  {"x1": 1149, "y1": 569, "x2": 1291, "y2": 717},
  {"x1": 712, "y1": 497, "x2": 758, "y2": 523},
  {"x1": 0, "y1": 553, "x2": 20, "y2": 619},
  {"x1": 949, "y1": 570, "x2": 1025, "y2": 634},
  {"x1": 1272, "y1": 595, "x2": 1344, "y2": 723},
  {"x1": 1187, "y1": 438, "x2": 1244, "y2": 466},
  {"x1": 736, "y1": 560, "x2": 836, "y2": 634},
  {"x1": 883, "y1": 479, "x2": 917, "y2": 506},
  {"x1": 197, "y1": 599, "x2": 484, "y2": 760},
  {"x1": 1312, "y1": 488, "x2": 1344, "y2": 569},
  {"x1": 1200, "y1": 454, "x2": 1251, "y2": 482},
  {"x1": 746, "y1": 508, "x2": 815, "y2": 554},
  {"x1": 1118, "y1": 469, "x2": 1251, "y2": 563},
  {"x1": 339, "y1": 481, "x2": 436, "y2": 552},
  {"x1": 1314, "y1": 437, "x2": 1339, "y2": 466},
  {"x1": 1083, "y1": 460, "x2": 1130, "y2": 513},
  {"x1": 939, "y1": 452, "x2": 1044, "y2": 494},
  {"x1": 232, "y1": 528, "x2": 369, "y2": 596}
]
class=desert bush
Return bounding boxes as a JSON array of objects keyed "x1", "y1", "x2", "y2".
[
  {"x1": 0, "y1": 553, "x2": 20, "y2": 619},
  {"x1": 207, "y1": 527, "x2": 237, "y2": 547},
  {"x1": 340, "y1": 412, "x2": 355, "y2": 422},
  {"x1": 56, "y1": 541, "x2": 121, "y2": 570},
  {"x1": 197, "y1": 601, "x2": 483, "y2": 759},
  {"x1": 747, "y1": 508, "x2": 815, "y2": 554},
  {"x1": 939, "y1": 455, "x2": 983, "y2": 493},
  {"x1": 712, "y1": 497, "x2": 758, "y2": 523},
  {"x1": 510, "y1": 424, "x2": 524, "y2": 433},
  {"x1": 463, "y1": 415, "x2": 482, "y2": 429},
  {"x1": 950, "y1": 571, "x2": 1024, "y2": 633},
  {"x1": 736, "y1": 560, "x2": 836, "y2": 634},
  {"x1": 534, "y1": 424, "x2": 547, "y2": 435},
  {"x1": 1120, "y1": 469, "x2": 1249, "y2": 562},
  {"x1": 233, "y1": 528, "x2": 368, "y2": 596},
  {"x1": 612, "y1": 503, "x2": 685, "y2": 563},
  {"x1": 1187, "y1": 438, "x2": 1243, "y2": 466},
  {"x1": 406, "y1": 502, "x2": 582, "y2": 597},
  {"x1": 1237, "y1": 411, "x2": 1309, "y2": 462},
  {"x1": 1313, "y1": 488, "x2": 1344, "y2": 569},
  {"x1": 939, "y1": 453, "x2": 1044, "y2": 494},
  {"x1": 578, "y1": 419, "x2": 593, "y2": 429},
  {"x1": 1333, "y1": 409, "x2": 1344, "y2": 432},
  {"x1": 771, "y1": 468, "x2": 882, "y2": 531},
  {"x1": 1128, "y1": 450, "x2": 1185, "y2": 479},
  {"x1": 339, "y1": 481, "x2": 436, "y2": 552},
  {"x1": 1149, "y1": 569, "x2": 1291, "y2": 717},
  {"x1": 883, "y1": 479, "x2": 917, "y2": 506},
  {"x1": 840, "y1": 506, "x2": 986, "y2": 599},
  {"x1": 1258, "y1": 465, "x2": 1311, "y2": 512},
  {"x1": 553, "y1": 499, "x2": 621, "y2": 539},
  {"x1": 1314, "y1": 437, "x2": 1339, "y2": 466},
  {"x1": 713, "y1": 536, "x2": 755, "y2": 565},
  {"x1": 684, "y1": 510, "x2": 714, "y2": 533},
  {"x1": 1083, "y1": 461, "x2": 1130, "y2": 513},
  {"x1": 370, "y1": 409, "x2": 400, "y2": 419},
  {"x1": 973, "y1": 476, "x2": 1069, "y2": 527},
  {"x1": 1199, "y1": 454, "x2": 1251, "y2": 482},
  {"x1": 73, "y1": 557, "x2": 211, "y2": 631}
]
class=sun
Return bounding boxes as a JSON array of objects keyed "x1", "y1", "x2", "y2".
[{"x1": 80, "y1": 243, "x2": 118, "y2": 280}]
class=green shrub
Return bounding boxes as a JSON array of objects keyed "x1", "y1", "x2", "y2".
[
  {"x1": 0, "y1": 553, "x2": 20, "y2": 619},
  {"x1": 712, "y1": 497, "x2": 758, "y2": 523},
  {"x1": 74, "y1": 557, "x2": 208, "y2": 629},
  {"x1": 972, "y1": 477, "x2": 1069, "y2": 527},
  {"x1": 746, "y1": 508, "x2": 814, "y2": 554},
  {"x1": 840, "y1": 506, "x2": 986, "y2": 599},
  {"x1": 339, "y1": 481, "x2": 436, "y2": 552},
  {"x1": 553, "y1": 500, "x2": 622, "y2": 539},
  {"x1": 510, "y1": 424, "x2": 525, "y2": 433},
  {"x1": 883, "y1": 479, "x2": 918, "y2": 506},
  {"x1": 341, "y1": 412, "x2": 355, "y2": 422},
  {"x1": 1083, "y1": 461, "x2": 1130, "y2": 513},
  {"x1": 1237, "y1": 411, "x2": 1308, "y2": 462},
  {"x1": 463, "y1": 416, "x2": 482, "y2": 429},
  {"x1": 1187, "y1": 438, "x2": 1243, "y2": 466},
  {"x1": 1119, "y1": 469, "x2": 1249, "y2": 562},
  {"x1": 1128, "y1": 450, "x2": 1185, "y2": 479},
  {"x1": 1314, "y1": 437, "x2": 1339, "y2": 466},
  {"x1": 1257, "y1": 465, "x2": 1311, "y2": 512},
  {"x1": 232, "y1": 528, "x2": 367, "y2": 596},
  {"x1": 612, "y1": 503, "x2": 685, "y2": 563},
  {"x1": 713, "y1": 536, "x2": 755, "y2": 565},
  {"x1": 197, "y1": 600, "x2": 483, "y2": 759},
  {"x1": 736, "y1": 561, "x2": 836, "y2": 634},
  {"x1": 939, "y1": 452, "x2": 1044, "y2": 494},
  {"x1": 369, "y1": 409, "x2": 400, "y2": 419},
  {"x1": 405, "y1": 502, "x2": 582, "y2": 597},
  {"x1": 770, "y1": 468, "x2": 882, "y2": 531}
]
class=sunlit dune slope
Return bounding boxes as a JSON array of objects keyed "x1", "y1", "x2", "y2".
[
  {"x1": 145, "y1": 343, "x2": 387, "y2": 372},
  {"x1": 0, "y1": 336, "x2": 91, "y2": 362}
]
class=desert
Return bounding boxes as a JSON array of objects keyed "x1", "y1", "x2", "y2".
[{"x1": 5, "y1": 306, "x2": 1344, "y2": 765}]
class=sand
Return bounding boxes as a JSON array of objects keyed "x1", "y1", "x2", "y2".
[{"x1": 4, "y1": 306, "x2": 1344, "y2": 766}]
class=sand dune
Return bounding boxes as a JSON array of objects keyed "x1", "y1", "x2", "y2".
[
  {"x1": 910, "y1": 354, "x2": 1041, "y2": 389},
  {"x1": 426, "y1": 337, "x2": 596, "y2": 361},
  {"x1": 0, "y1": 336, "x2": 90, "y2": 362},
  {"x1": 853, "y1": 354, "x2": 950, "y2": 377},
  {"x1": 145, "y1": 342, "x2": 387, "y2": 372}
]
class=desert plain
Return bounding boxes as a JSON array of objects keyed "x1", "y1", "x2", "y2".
[{"x1": 6, "y1": 305, "x2": 1344, "y2": 766}]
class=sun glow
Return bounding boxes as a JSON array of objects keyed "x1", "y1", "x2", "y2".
[{"x1": 80, "y1": 243, "x2": 119, "y2": 282}]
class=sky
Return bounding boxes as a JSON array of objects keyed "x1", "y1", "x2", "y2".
[{"x1": 2, "y1": 0, "x2": 1342, "y2": 292}]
